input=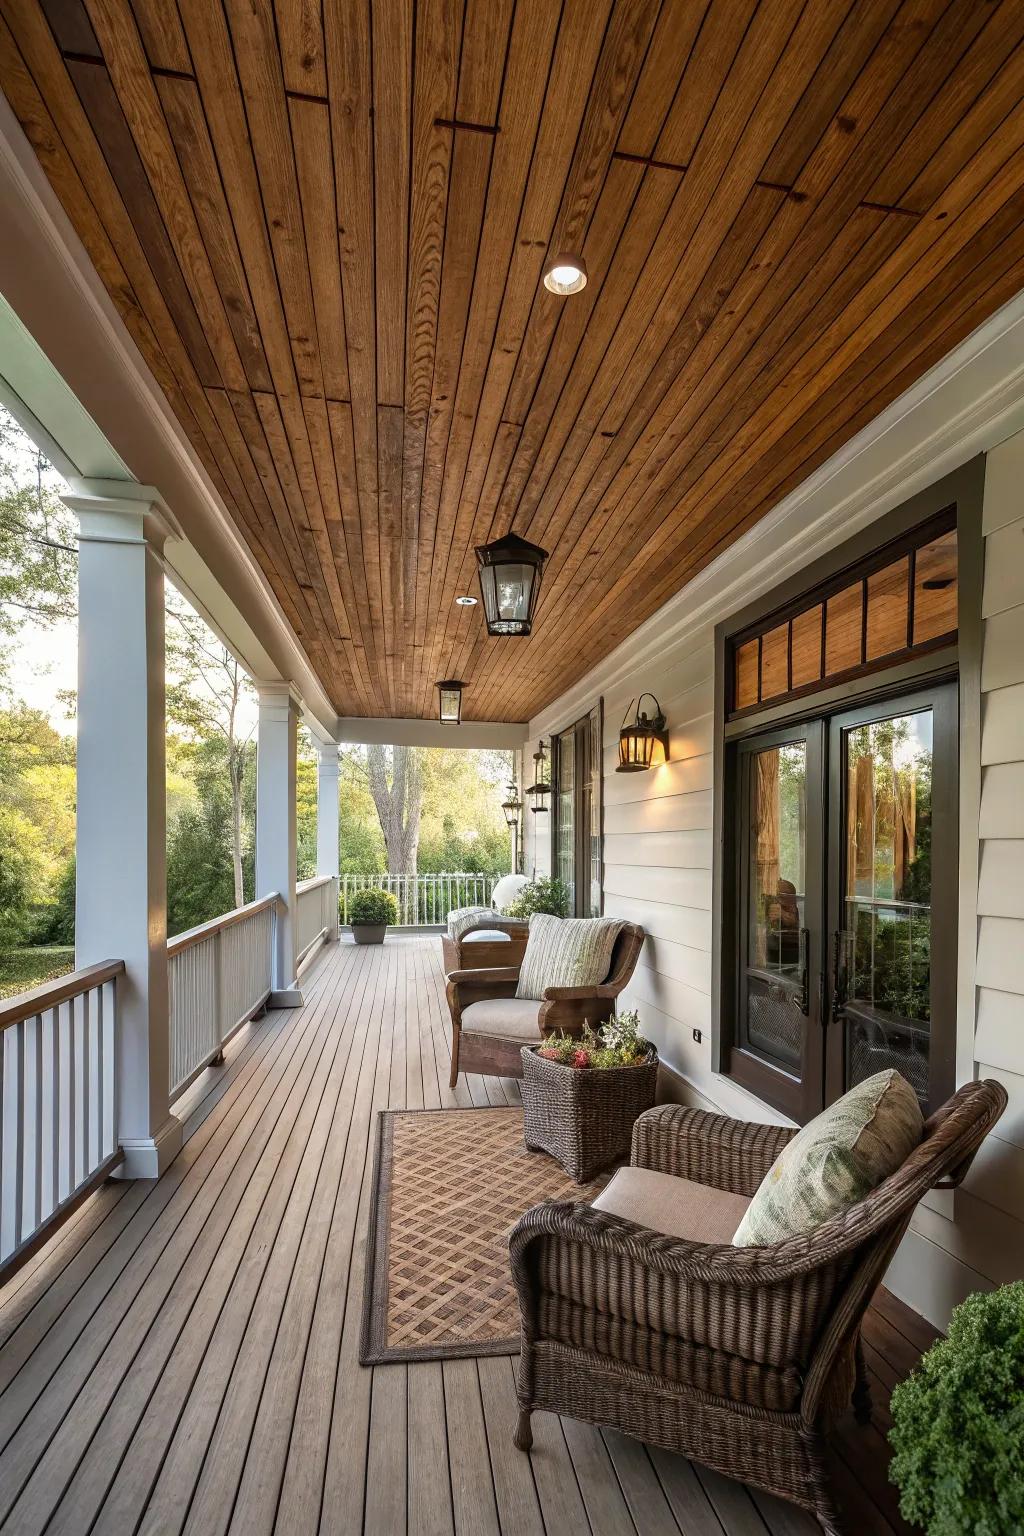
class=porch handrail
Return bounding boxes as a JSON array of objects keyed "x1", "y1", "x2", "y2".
[
  {"x1": 295, "y1": 875, "x2": 338, "y2": 965},
  {"x1": 1, "y1": 959, "x2": 125, "y2": 1277},
  {"x1": 0, "y1": 958, "x2": 125, "y2": 1031},
  {"x1": 166, "y1": 892, "x2": 280, "y2": 957},
  {"x1": 167, "y1": 893, "x2": 279, "y2": 1100},
  {"x1": 339, "y1": 871, "x2": 499, "y2": 926}
]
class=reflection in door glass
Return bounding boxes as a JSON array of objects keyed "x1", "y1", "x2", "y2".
[
  {"x1": 745, "y1": 744, "x2": 805, "y2": 1068},
  {"x1": 844, "y1": 711, "x2": 932, "y2": 1099}
]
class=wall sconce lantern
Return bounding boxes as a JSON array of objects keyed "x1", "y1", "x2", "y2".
[
  {"x1": 475, "y1": 532, "x2": 548, "y2": 637},
  {"x1": 616, "y1": 694, "x2": 669, "y2": 772},
  {"x1": 525, "y1": 740, "x2": 551, "y2": 812},
  {"x1": 501, "y1": 777, "x2": 523, "y2": 875},
  {"x1": 436, "y1": 679, "x2": 463, "y2": 725}
]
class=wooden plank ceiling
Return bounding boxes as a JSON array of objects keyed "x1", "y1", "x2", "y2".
[{"x1": 2, "y1": 1, "x2": 1024, "y2": 722}]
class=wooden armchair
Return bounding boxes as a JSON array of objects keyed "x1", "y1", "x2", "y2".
[
  {"x1": 508, "y1": 1079, "x2": 1007, "y2": 1535},
  {"x1": 445, "y1": 921, "x2": 644, "y2": 1087}
]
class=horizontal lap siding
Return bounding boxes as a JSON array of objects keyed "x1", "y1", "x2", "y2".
[
  {"x1": 972, "y1": 429, "x2": 1024, "y2": 1243},
  {"x1": 523, "y1": 421, "x2": 1024, "y2": 1325}
]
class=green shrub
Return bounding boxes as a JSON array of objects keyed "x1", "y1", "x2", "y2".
[
  {"x1": 889, "y1": 1281, "x2": 1024, "y2": 1535},
  {"x1": 506, "y1": 876, "x2": 571, "y2": 920},
  {"x1": 347, "y1": 887, "x2": 398, "y2": 927}
]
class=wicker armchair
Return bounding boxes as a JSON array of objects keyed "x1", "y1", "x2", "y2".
[
  {"x1": 445, "y1": 922, "x2": 644, "y2": 1087},
  {"x1": 508, "y1": 1079, "x2": 1007, "y2": 1535}
]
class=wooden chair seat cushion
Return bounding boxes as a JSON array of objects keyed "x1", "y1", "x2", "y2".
[
  {"x1": 460, "y1": 997, "x2": 544, "y2": 1042},
  {"x1": 592, "y1": 1168, "x2": 751, "y2": 1245}
]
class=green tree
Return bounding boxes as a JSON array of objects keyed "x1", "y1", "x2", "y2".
[
  {"x1": 166, "y1": 589, "x2": 256, "y2": 908},
  {"x1": 0, "y1": 411, "x2": 77, "y2": 688}
]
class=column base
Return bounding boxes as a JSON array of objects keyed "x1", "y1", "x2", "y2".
[
  {"x1": 269, "y1": 985, "x2": 304, "y2": 1008},
  {"x1": 114, "y1": 1114, "x2": 183, "y2": 1180}
]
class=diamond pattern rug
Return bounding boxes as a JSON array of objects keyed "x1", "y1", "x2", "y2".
[{"x1": 359, "y1": 1106, "x2": 605, "y2": 1364}]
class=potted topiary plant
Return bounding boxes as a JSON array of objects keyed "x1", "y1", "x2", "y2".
[
  {"x1": 521, "y1": 1009, "x2": 659, "y2": 1182},
  {"x1": 888, "y1": 1280, "x2": 1024, "y2": 1534},
  {"x1": 505, "y1": 876, "x2": 571, "y2": 920},
  {"x1": 347, "y1": 887, "x2": 399, "y2": 945}
]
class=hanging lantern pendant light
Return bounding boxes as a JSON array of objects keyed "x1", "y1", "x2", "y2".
[
  {"x1": 436, "y1": 679, "x2": 464, "y2": 725},
  {"x1": 475, "y1": 532, "x2": 548, "y2": 637}
]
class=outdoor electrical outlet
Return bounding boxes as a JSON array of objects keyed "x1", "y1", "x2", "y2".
[{"x1": 692, "y1": 1028, "x2": 702, "y2": 1044}]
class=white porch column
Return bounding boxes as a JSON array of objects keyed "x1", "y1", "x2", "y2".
[
  {"x1": 316, "y1": 742, "x2": 341, "y2": 942},
  {"x1": 256, "y1": 684, "x2": 302, "y2": 1005},
  {"x1": 65, "y1": 481, "x2": 182, "y2": 1180}
]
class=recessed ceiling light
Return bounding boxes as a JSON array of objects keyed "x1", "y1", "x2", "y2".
[
  {"x1": 455, "y1": 594, "x2": 477, "y2": 606},
  {"x1": 543, "y1": 252, "x2": 588, "y2": 296}
]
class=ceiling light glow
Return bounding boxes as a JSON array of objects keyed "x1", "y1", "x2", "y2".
[{"x1": 542, "y1": 252, "x2": 588, "y2": 296}]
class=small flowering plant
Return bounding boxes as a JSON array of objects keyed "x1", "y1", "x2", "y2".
[{"x1": 537, "y1": 1010, "x2": 654, "y2": 1069}]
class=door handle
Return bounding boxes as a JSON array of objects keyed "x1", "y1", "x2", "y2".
[
  {"x1": 795, "y1": 927, "x2": 810, "y2": 1016},
  {"x1": 831, "y1": 929, "x2": 847, "y2": 1022}
]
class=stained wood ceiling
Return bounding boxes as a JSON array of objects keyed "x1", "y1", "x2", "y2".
[{"x1": 2, "y1": 1, "x2": 1024, "y2": 722}]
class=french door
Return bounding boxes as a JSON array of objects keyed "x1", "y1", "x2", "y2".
[
  {"x1": 730, "y1": 682, "x2": 956, "y2": 1121},
  {"x1": 552, "y1": 705, "x2": 603, "y2": 917}
]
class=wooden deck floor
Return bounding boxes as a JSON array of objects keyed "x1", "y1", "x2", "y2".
[{"x1": 0, "y1": 936, "x2": 932, "y2": 1536}]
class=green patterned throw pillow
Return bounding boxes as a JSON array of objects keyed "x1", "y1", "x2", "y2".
[
  {"x1": 516, "y1": 913, "x2": 623, "y2": 1001},
  {"x1": 732, "y1": 1069, "x2": 923, "y2": 1247}
]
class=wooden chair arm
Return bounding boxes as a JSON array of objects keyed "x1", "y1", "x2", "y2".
[
  {"x1": 630, "y1": 1105, "x2": 795, "y2": 1197},
  {"x1": 446, "y1": 966, "x2": 521, "y2": 988},
  {"x1": 539, "y1": 983, "x2": 615, "y2": 1002}
]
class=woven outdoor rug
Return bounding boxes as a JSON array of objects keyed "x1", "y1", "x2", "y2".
[{"x1": 360, "y1": 1106, "x2": 604, "y2": 1364}]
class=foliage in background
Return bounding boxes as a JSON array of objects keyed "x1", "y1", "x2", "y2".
[
  {"x1": 347, "y1": 887, "x2": 399, "y2": 927},
  {"x1": 888, "y1": 1281, "x2": 1024, "y2": 1535},
  {"x1": 506, "y1": 877, "x2": 571, "y2": 920},
  {"x1": 0, "y1": 412, "x2": 76, "y2": 690}
]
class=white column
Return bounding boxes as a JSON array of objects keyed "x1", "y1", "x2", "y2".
[
  {"x1": 316, "y1": 742, "x2": 341, "y2": 942},
  {"x1": 64, "y1": 481, "x2": 182, "y2": 1180},
  {"x1": 256, "y1": 685, "x2": 302, "y2": 1005}
]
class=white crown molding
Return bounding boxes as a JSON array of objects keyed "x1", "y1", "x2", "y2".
[{"x1": 529, "y1": 291, "x2": 1024, "y2": 736}]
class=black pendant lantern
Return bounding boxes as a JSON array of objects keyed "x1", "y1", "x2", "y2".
[
  {"x1": 616, "y1": 695, "x2": 669, "y2": 772},
  {"x1": 524, "y1": 740, "x2": 550, "y2": 812},
  {"x1": 475, "y1": 532, "x2": 548, "y2": 637},
  {"x1": 436, "y1": 679, "x2": 463, "y2": 725}
]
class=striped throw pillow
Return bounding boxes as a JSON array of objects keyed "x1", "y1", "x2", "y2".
[
  {"x1": 732, "y1": 1069, "x2": 924, "y2": 1247},
  {"x1": 516, "y1": 914, "x2": 623, "y2": 1001}
]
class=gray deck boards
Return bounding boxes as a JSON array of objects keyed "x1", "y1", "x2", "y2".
[{"x1": 0, "y1": 936, "x2": 923, "y2": 1535}]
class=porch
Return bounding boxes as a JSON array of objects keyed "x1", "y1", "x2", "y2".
[{"x1": 0, "y1": 935, "x2": 928, "y2": 1536}]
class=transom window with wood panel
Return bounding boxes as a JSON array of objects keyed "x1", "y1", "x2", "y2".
[
  {"x1": 715, "y1": 466, "x2": 982, "y2": 1125},
  {"x1": 551, "y1": 705, "x2": 603, "y2": 918}
]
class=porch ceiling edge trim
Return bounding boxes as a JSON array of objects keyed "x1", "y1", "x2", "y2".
[
  {"x1": 0, "y1": 91, "x2": 338, "y2": 743},
  {"x1": 335, "y1": 717, "x2": 528, "y2": 750},
  {"x1": 527, "y1": 290, "x2": 1024, "y2": 740}
]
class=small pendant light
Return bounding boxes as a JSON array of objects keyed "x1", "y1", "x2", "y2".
[
  {"x1": 475, "y1": 532, "x2": 548, "y2": 637},
  {"x1": 436, "y1": 679, "x2": 463, "y2": 725}
]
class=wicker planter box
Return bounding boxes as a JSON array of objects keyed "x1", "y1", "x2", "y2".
[{"x1": 520, "y1": 1044, "x2": 659, "y2": 1183}]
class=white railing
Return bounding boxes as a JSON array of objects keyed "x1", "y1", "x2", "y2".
[
  {"x1": 167, "y1": 895, "x2": 277, "y2": 1100},
  {"x1": 295, "y1": 875, "x2": 338, "y2": 964},
  {"x1": 0, "y1": 959, "x2": 123, "y2": 1275},
  {"x1": 339, "y1": 872, "x2": 499, "y2": 927}
]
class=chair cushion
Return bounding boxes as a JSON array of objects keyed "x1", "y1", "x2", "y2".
[
  {"x1": 516, "y1": 913, "x2": 624, "y2": 1001},
  {"x1": 447, "y1": 906, "x2": 493, "y2": 940},
  {"x1": 463, "y1": 929, "x2": 512, "y2": 944},
  {"x1": 592, "y1": 1167, "x2": 751, "y2": 1244},
  {"x1": 460, "y1": 997, "x2": 543, "y2": 1042},
  {"x1": 733, "y1": 1069, "x2": 924, "y2": 1247},
  {"x1": 491, "y1": 873, "x2": 529, "y2": 912}
]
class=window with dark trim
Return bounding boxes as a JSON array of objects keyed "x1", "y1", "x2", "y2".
[
  {"x1": 713, "y1": 463, "x2": 983, "y2": 1125},
  {"x1": 728, "y1": 511, "x2": 958, "y2": 721},
  {"x1": 551, "y1": 703, "x2": 603, "y2": 917}
]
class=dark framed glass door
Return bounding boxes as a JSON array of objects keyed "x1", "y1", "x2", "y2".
[
  {"x1": 729, "y1": 682, "x2": 956, "y2": 1121},
  {"x1": 552, "y1": 704, "x2": 603, "y2": 917},
  {"x1": 826, "y1": 684, "x2": 957, "y2": 1112},
  {"x1": 732, "y1": 722, "x2": 824, "y2": 1121}
]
